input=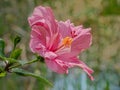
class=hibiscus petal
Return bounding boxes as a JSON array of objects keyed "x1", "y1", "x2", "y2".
[
  {"x1": 71, "y1": 29, "x2": 92, "y2": 55},
  {"x1": 29, "y1": 25, "x2": 48, "y2": 56},
  {"x1": 45, "y1": 59, "x2": 68, "y2": 74},
  {"x1": 31, "y1": 26, "x2": 47, "y2": 45},
  {"x1": 56, "y1": 57, "x2": 94, "y2": 80},
  {"x1": 29, "y1": 38, "x2": 46, "y2": 56},
  {"x1": 68, "y1": 61, "x2": 94, "y2": 81},
  {"x1": 28, "y1": 6, "x2": 61, "y2": 52},
  {"x1": 71, "y1": 59, "x2": 94, "y2": 81},
  {"x1": 70, "y1": 58, "x2": 94, "y2": 80},
  {"x1": 28, "y1": 6, "x2": 58, "y2": 35},
  {"x1": 44, "y1": 51, "x2": 69, "y2": 74},
  {"x1": 46, "y1": 33, "x2": 61, "y2": 51},
  {"x1": 58, "y1": 20, "x2": 73, "y2": 38},
  {"x1": 44, "y1": 51, "x2": 57, "y2": 60}
]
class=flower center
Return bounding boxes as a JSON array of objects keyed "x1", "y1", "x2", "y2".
[
  {"x1": 62, "y1": 37, "x2": 73, "y2": 47},
  {"x1": 56, "y1": 37, "x2": 73, "y2": 51}
]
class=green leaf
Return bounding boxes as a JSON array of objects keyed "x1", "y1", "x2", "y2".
[
  {"x1": 0, "y1": 39, "x2": 5, "y2": 56},
  {"x1": 13, "y1": 36, "x2": 21, "y2": 49},
  {"x1": 11, "y1": 68, "x2": 53, "y2": 87},
  {"x1": 104, "y1": 81, "x2": 110, "y2": 90},
  {"x1": 0, "y1": 55, "x2": 5, "y2": 61},
  {"x1": 0, "y1": 55, "x2": 17, "y2": 63},
  {"x1": 0, "y1": 71, "x2": 6, "y2": 77},
  {"x1": 10, "y1": 49, "x2": 22, "y2": 59}
]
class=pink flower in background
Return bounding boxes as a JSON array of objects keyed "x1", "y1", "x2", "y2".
[{"x1": 28, "y1": 6, "x2": 94, "y2": 80}]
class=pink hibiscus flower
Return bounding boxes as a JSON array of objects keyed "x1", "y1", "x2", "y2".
[{"x1": 28, "y1": 6, "x2": 94, "y2": 80}]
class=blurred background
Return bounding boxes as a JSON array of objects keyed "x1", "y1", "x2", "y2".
[{"x1": 0, "y1": 0, "x2": 120, "y2": 90}]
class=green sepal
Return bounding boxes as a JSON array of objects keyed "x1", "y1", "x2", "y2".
[{"x1": 37, "y1": 56, "x2": 44, "y2": 63}]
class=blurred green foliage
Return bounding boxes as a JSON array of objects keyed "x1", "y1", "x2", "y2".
[{"x1": 0, "y1": 0, "x2": 120, "y2": 90}]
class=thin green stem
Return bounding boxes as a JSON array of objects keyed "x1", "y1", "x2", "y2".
[{"x1": 9, "y1": 59, "x2": 38, "y2": 69}]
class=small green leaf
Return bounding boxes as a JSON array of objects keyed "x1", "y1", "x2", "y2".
[
  {"x1": 12, "y1": 68, "x2": 53, "y2": 87},
  {"x1": 10, "y1": 49, "x2": 22, "y2": 59},
  {"x1": 0, "y1": 39, "x2": 5, "y2": 56},
  {"x1": 14, "y1": 36, "x2": 21, "y2": 49},
  {"x1": 0, "y1": 71, "x2": 6, "y2": 77}
]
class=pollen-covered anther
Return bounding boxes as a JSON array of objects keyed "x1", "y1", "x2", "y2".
[{"x1": 62, "y1": 37, "x2": 73, "y2": 47}]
